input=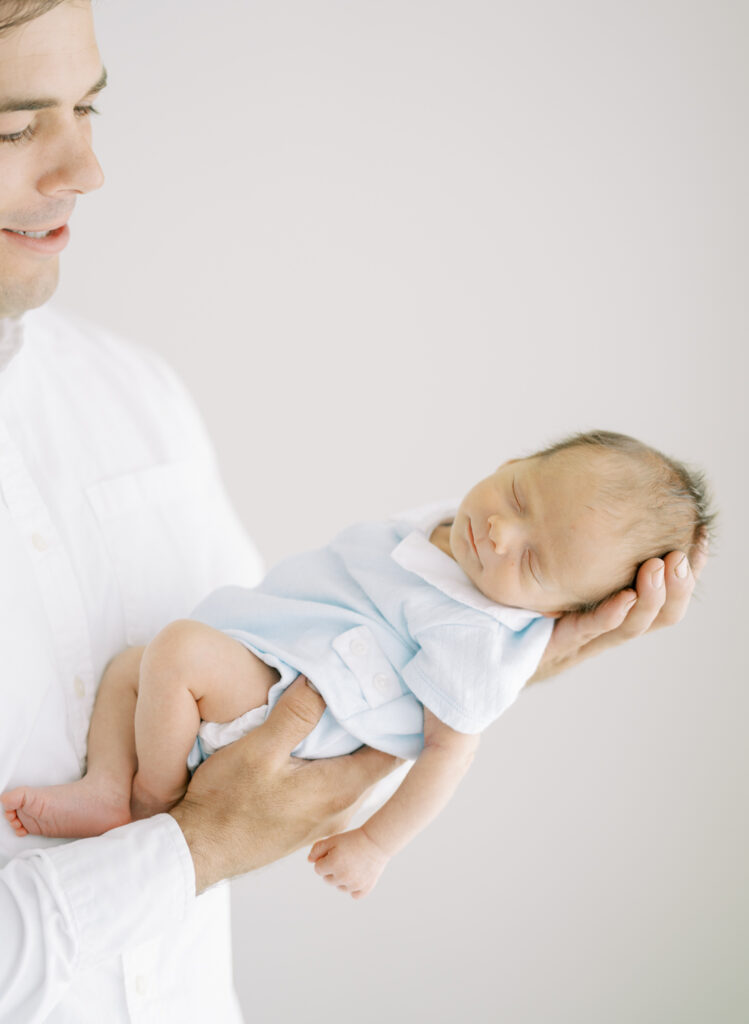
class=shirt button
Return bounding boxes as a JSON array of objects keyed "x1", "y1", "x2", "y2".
[
  {"x1": 135, "y1": 975, "x2": 149, "y2": 996},
  {"x1": 31, "y1": 532, "x2": 48, "y2": 552},
  {"x1": 350, "y1": 638, "x2": 368, "y2": 656},
  {"x1": 373, "y1": 672, "x2": 390, "y2": 692},
  {"x1": 73, "y1": 676, "x2": 86, "y2": 699}
]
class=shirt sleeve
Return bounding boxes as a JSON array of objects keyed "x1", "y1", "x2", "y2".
[
  {"x1": 0, "y1": 815, "x2": 195, "y2": 1023},
  {"x1": 401, "y1": 617, "x2": 554, "y2": 733}
]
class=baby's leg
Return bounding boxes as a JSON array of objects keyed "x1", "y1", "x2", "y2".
[
  {"x1": 1, "y1": 647, "x2": 143, "y2": 838},
  {"x1": 131, "y1": 619, "x2": 278, "y2": 818}
]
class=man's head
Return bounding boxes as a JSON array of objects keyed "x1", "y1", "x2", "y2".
[
  {"x1": 0, "y1": 0, "x2": 104, "y2": 318},
  {"x1": 450, "y1": 430, "x2": 714, "y2": 615}
]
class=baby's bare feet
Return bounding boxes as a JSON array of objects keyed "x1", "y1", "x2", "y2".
[{"x1": 1, "y1": 773, "x2": 132, "y2": 839}]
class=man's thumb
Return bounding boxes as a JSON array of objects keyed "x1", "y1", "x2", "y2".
[{"x1": 258, "y1": 675, "x2": 325, "y2": 760}]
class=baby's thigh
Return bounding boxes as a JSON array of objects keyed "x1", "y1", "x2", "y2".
[{"x1": 143, "y1": 619, "x2": 279, "y2": 723}]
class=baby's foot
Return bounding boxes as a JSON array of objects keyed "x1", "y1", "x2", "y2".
[{"x1": 1, "y1": 774, "x2": 132, "y2": 839}]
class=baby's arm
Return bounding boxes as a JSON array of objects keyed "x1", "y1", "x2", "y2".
[{"x1": 308, "y1": 708, "x2": 479, "y2": 898}]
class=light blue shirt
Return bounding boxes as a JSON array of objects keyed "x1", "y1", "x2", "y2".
[{"x1": 191, "y1": 503, "x2": 554, "y2": 760}]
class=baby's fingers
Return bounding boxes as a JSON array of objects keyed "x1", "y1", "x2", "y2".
[{"x1": 312, "y1": 852, "x2": 344, "y2": 887}]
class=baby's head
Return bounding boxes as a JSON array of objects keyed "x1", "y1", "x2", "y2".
[{"x1": 449, "y1": 430, "x2": 715, "y2": 615}]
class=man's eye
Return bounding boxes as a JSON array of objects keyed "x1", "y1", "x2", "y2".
[
  {"x1": 0, "y1": 125, "x2": 35, "y2": 145},
  {"x1": 0, "y1": 105, "x2": 98, "y2": 145}
]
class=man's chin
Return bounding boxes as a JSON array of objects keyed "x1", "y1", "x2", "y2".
[{"x1": 0, "y1": 261, "x2": 60, "y2": 319}]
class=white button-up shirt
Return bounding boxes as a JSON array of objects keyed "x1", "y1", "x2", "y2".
[{"x1": 0, "y1": 306, "x2": 263, "y2": 1023}]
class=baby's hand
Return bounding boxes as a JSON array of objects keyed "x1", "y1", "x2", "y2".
[{"x1": 308, "y1": 826, "x2": 389, "y2": 899}]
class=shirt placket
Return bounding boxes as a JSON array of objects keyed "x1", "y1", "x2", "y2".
[{"x1": 0, "y1": 418, "x2": 96, "y2": 771}]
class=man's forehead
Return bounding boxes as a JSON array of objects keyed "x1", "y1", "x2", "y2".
[{"x1": 0, "y1": 1, "x2": 101, "y2": 98}]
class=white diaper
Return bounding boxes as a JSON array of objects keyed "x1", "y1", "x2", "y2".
[{"x1": 187, "y1": 705, "x2": 270, "y2": 771}]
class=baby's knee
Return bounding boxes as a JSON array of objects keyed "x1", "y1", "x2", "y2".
[{"x1": 141, "y1": 619, "x2": 212, "y2": 688}]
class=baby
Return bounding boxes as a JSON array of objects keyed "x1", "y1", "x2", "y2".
[{"x1": 2, "y1": 430, "x2": 712, "y2": 898}]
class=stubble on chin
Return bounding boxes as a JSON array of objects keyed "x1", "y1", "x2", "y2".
[{"x1": 0, "y1": 260, "x2": 60, "y2": 318}]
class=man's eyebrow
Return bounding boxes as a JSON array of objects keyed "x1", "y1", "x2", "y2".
[{"x1": 0, "y1": 67, "x2": 107, "y2": 114}]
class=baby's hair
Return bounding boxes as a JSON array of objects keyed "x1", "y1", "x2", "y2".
[{"x1": 530, "y1": 430, "x2": 716, "y2": 613}]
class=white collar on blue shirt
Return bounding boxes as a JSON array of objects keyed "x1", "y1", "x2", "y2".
[{"x1": 390, "y1": 500, "x2": 543, "y2": 632}]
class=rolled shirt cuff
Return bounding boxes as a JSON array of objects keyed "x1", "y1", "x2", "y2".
[{"x1": 37, "y1": 814, "x2": 195, "y2": 969}]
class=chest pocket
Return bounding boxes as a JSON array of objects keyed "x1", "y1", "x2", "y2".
[
  {"x1": 331, "y1": 626, "x2": 403, "y2": 710},
  {"x1": 86, "y1": 459, "x2": 226, "y2": 645}
]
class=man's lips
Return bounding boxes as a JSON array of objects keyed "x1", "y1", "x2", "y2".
[
  {"x1": 1, "y1": 223, "x2": 70, "y2": 254},
  {"x1": 3, "y1": 223, "x2": 67, "y2": 236}
]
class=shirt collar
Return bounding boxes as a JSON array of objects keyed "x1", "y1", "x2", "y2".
[{"x1": 390, "y1": 500, "x2": 543, "y2": 631}]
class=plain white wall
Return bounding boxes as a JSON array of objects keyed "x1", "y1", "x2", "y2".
[{"x1": 55, "y1": 2, "x2": 747, "y2": 1021}]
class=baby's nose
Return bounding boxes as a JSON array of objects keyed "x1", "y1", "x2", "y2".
[{"x1": 487, "y1": 514, "x2": 516, "y2": 555}]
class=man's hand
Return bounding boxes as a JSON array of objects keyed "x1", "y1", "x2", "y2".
[
  {"x1": 169, "y1": 676, "x2": 400, "y2": 893},
  {"x1": 530, "y1": 539, "x2": 709, "y2": 684}
]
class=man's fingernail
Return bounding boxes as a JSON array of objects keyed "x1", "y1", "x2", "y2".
[
  {"x1": 652, "y1": 565, "x2": 665, "y2": 588},
  {"x1": 675, "y1": 555, "x2": 689, "y2": 579}
]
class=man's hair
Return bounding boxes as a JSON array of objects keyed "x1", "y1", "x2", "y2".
[
  {"x1": 530, "y1": 429, "x2": 716, "y2": 612},
  {"x1": 0, "y1": 0, "x2": 68, "y2": 35}
]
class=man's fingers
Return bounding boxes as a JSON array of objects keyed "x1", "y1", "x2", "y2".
[
  {"x1": 651, "y1": 549, "x2": 697, "y2": 628},
  {"x1": 308, "y1": 837, "x2": 332, "y2": 862},
  {"x1": 607, "y1": 557, "x2": 666, "y2": 638},
  {"x1": 256, "y1": 675, "x2": 325, "y2": 762},
  {"x1": 590, "y1": 551, "x2": 695, "y2": 642},
  {"x1": 544, "y1": 588, "x2": 636, "y2": 660},
  {"x1": 579, "y1": 589, "x2": 638, "y2": 642}
]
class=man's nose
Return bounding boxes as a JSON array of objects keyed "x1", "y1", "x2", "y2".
[{"x1": 37, "y1": 123, "x2": 105, "y2": 197}]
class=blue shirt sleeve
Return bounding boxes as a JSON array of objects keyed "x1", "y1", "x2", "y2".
[{"x1": 401, "y1": 617, "x2": 553, "y2": 733}]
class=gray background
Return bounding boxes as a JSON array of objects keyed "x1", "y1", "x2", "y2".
[{"x1": 55, "y1": 2, "x2": 747, "y2": 1021}]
